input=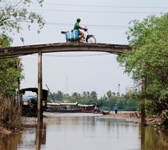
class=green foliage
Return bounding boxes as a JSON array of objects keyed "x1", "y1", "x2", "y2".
[
  {"x1": 0, "y1": 57, "x2": 22, "y2": 96},
  {"x1": 0, "y1": 35, "x2": 23, "y2": 130},
  {"x1": 0, "y1": 0, "x2": 45, "y2": 130},
  {"x1": 0, "y1": 34, "x2": 13, "y2": 47},
  {"x1": 90, "y1": 91, "x2": 98, "y2": 101},
  {"x1": 0, "y1": 34, "x2": 23, "y2": 96},
  {"x1": 47, "y1": 90, "x2": 138, "y2": 111},
  {"x1": 0, "y1": 31, "x2": 23, "y2": 132},
  {"x1": 117, "y1": 13, "x2": 168, "y2": 115},
  {"x1": 0, "y1": 0, "x2": 45, "y2": 39}
]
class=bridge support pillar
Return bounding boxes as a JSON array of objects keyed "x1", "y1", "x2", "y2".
[{"x1": 37, "y1": 51, "x2": 43, "y2": 123}]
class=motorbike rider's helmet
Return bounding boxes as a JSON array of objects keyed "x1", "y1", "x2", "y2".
[{"x1": 77, "y1": 18, "x2": 81, "y2": 22}]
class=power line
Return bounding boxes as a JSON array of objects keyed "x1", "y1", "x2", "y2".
[
  {"x1": 1, "y1": 2, "x2": 166, "y2": 16},
  {"x1": 18, "y1": 21, "x2": 130, "y2": 29},
  {"x1": 46, "y1": 23, "x2": 129, "y2": 28},
  {"x1": 4, "y1": 1, "x2": 168, "y2": 9},
  {"x1": 29, "y1": 9, "x2": 164, "y2": 14},
  {"x1": 40, "y1": 4, "x2": 168, "y2": 9}
]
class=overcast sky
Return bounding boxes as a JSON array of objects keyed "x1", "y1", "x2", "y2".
[{"x1": 4, "y1": 0, "x2": 168, "y2": 97}]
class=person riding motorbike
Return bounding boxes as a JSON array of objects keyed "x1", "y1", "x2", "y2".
[{"x1": 74, "y1": 18, "x2": 87, "y2": 43}]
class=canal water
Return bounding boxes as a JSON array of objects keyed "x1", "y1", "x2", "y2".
[{"x1": 1, "y1": 113, "x2": 168, "y2": 150}]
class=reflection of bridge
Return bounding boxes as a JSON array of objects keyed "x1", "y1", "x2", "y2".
[
  {"x1": 0, "y1": 42, "x2": 130, "y2": 122},
  {"x1": 0, "y1": 43, "x2": 130, "y2": 56}
]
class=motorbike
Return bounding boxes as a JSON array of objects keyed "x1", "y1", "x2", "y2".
[{"x1": 61, "y1": 28, "x2": 96, "y2": 44}]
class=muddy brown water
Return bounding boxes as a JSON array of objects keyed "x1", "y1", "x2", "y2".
[{"x1": 1, "y1": 113, "x2": 168, "y2": 150}]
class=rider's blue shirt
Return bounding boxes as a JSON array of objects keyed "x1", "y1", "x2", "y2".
[{"x1": 113, "y1": 105, "x2": 118, "y2": 110}]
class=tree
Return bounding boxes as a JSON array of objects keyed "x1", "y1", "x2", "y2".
[
  {"x1": 0, "y1": 0, "x2": 45, "y2": 94},
  {"x1": 0, "y1": 0, "x2": 45, "y2": 41},
  {"x1": 55, "y1": 91, "x2": 63, "y2": 100},
  {"x1": 0, "y1": 0, "x2": 45, "y2": 130},
  {"x1": 117, "y1": 13, "x2": 168, "y2": 115},
  {"x1": 90, "y1": 91, "x2": 98, "y2": 101},
  {"x1": 0, "y1": 34, "x2": 23, "y2": 131},
  {"x1": 106, "y1": 90, "x2": 112, "y2": 100},
  {"x1": 0, "y1": 34, "x2": 23, "y2": 96}
]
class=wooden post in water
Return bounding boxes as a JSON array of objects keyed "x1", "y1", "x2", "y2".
[
  {"x1": 141, "y1": 76, "x2": 146, "y2": 126},
  {"x1": 37, "y1": 51, "x2": 43, "y2": 123}
]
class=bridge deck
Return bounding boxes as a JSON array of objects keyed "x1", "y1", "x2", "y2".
[{"x1": 0, "y1": 43, "x2": 130, "y2": 57}]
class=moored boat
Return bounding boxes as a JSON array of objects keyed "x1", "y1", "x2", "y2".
[
  {"x1": 46, "y1": 102, "x2": 95, "y2": 113},
  {"x1": 102, "y1": 110, "x2": 111, "y2": 115},
  {"x1": 78, "y1": 104, "x2": 94, "y2": 113}
]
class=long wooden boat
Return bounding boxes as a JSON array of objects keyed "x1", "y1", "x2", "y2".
[
  {"x1": 47, "y1": 102, "x2": 78, "y2": 106},
  {"x1": 46, "y1": 103, "x2": 95, "y2": 113},
  {"x1": 46, "y1": 109, "x2": 81, "y2": 113},
  {"x1": 46, "y1": 102, "x2": 79, "y2": 113}
]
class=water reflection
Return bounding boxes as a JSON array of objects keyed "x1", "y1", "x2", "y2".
[
  {"x1": 0, "y1": 133, "x2": 22, "y2": 150},
  {"x1": 17, "y1": 123, "x2": 46, "y2": 150},
  {"x1": 140, "y1": 125, "x2": 168, "y2": 150},
  {"x1": 0, "y1": 113, "x2": 168, "y2": 150},
  {"x1": 141, "y1": 125, "x2": 145, "y2": 150},
  {"x1": 36, "y1": 123, "x2": 46, "y2": 150}
]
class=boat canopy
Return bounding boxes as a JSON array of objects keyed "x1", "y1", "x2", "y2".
[
  {"x1": 47, "y1": 102, "x2": 78, "y2": 106},
  {"x1": 77, "y1": 104, "x2": 94, "y2": 107}
]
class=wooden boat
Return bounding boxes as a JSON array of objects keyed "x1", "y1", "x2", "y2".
[
  {"x1": 19, "y1": 87, "x2": 48, "y2": 116},
  {"x1": 81, "y1": 109, "x2": 94, "y2": 113},
  {"x1": 47, "y1": 102, "x2": 78, "y2": 106},
  {"x1": 78, "y1": 104, "x2": 101, "y2": 113},
  {"x1": 46, "y1": 109, "x2": 81, "y2": 113},
  {"x1": 46, "y1": 103, "x2": 95, "y2": 113},
  {"x1": 102, "y1": 110, "x2": 111, "y2": 115},
  {"x1": 46, "y1": 102, "x2": 80, "y2": 113},
  {"x1": 78, "y1": 104, "x2": 94, "y2": 113}
]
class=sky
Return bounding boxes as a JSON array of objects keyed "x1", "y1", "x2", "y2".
[{"x1": 2, "y1": 0, "x2": 168, "y2": 98}]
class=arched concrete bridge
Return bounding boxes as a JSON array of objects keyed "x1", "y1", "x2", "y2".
[
  {"x1": 0, "y1": 42, "x2": 131, "y2": 122},
  {"x1": 0, "y1": 42, "x2": 130, "y2": 57}
]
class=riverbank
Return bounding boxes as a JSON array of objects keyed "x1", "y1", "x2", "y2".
[
  {"x1": 42, "y1": 112, "x2": 163, "y2": 126},
  {"x1": 0, "y1": 112, "x2": 164, "y2": 135},
  {"x1": 21, "y1": 112, "x2": 164, "y2": 125},
  {"x1": 101, "y1": 112, "x2": 162, "y2": 125}
]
